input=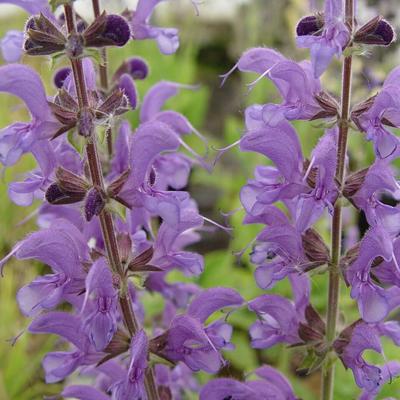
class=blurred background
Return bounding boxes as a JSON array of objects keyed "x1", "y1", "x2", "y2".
[{"x1": 0, "y1": 0, "x2": 400, "y2": 398}]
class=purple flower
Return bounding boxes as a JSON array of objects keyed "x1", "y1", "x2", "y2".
[
  {"x1": 111, "y1": 330, "x2": 148, "y2": 399},
  {"x1": 62, "y1": 386, "x2": 110, "y2": 400},
  {"x1": 248, "y1": 210, "x2": 306, "y2": 289},
  {"x1": 152, "y1": 288, "x2": 243, "y2": 373},
  {"x1": 200, "y1": 365, "x2": 296, "y2": 400},
  {"x1": 346, "y1": 159, "x2": 400, "y2": 232},
  {"x1": 0, "y1": 64, "x2": 60, "y2": 167},
  {"x1": 0, "y1": 30, "x2": 24, "y2": 62},
  {"x1": 81, "y1": 258, "x2": 118, "y2": 351},
  {"x1": 0, "y1": 0, "x2": 48, "y2": 14},
  {"x1": 335, "y1": 322, "x2": 383, "y2": 392},
  {"x1": 248, "y1": 274, "x2": 310, "y2": 348},
  {"x1": 1, "y1": 220, "x2": 88, "y2": 316},
  {"x1": 152, "y1": 203, "x2": 204, "y2": 276},
  {"x1": 225, "y1": 48, "x2": 325, "y2": 124},
  {"x1": 352, "y1": 66, "x2": 400, "y2": 159},
  {"x1": 130, "y1": 0, "x2": 179, "y2": 54},
  {"x1": 296, "y1": 0, "x2": 350, "y2": 77},
  {"x1": 295, "y1": 127, "x2": 338, "y2": 231},
  {"x1": 359, "y1": 361, "x2": 400, "y2": 400},
  {"x1": 334, "y1": 321, "x2": 400, "y2": 394},
  {"x1": 29, "y1": 312, "x2": 100, "y2": 383},
  {"x1": 239, "y1": 119, "x2": 306, "y2": 216},
  {"x1": 347, "y1": 226, "x2": 398, "y2": 323}
]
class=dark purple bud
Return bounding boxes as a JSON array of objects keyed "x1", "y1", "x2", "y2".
[
  {"x1": 112, "y1": 57, "x2": 149, "y2": 82},
  {"x1": 103, "y1": 15, "x2": 131, "y2": 46},
  {"x1": 118, "y1": 73, "x2": 138, "y2": 109},
  {"x1": 53, "y1": 67, "x2": 72, "y2": 89},
  {"x1": 76, "y1": 19, "x2": 88, "y2": 34},
  {"x1": 354, "y1": 16, "x2": 395, "y2": 46},
  {"x1": 127, "y1": 57, "x2": 149, "y2": 79},
  {"x1": 296, "y1": 13, "x2": 324, "y2": 36},
  {"x1": 84, "y1": 187, "x2": 106, "y2": 221},
  {"x1": 83, "y1": 12, "x2": 131, "y2": 48},
  {"x1": 45, "y1": 182, "x2": 86, "y2": 205}
]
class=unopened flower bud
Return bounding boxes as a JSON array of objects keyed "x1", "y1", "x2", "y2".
[
  {"x1": 311, "y1": 91, "x2": 340, "y2": 120},
  {"x1": 113, "y1": 57, "x2": 149, "y2": 81},
  {"x1": 354, "y1": 16, "x2": 395, "y2": 46},
  {"x1": 65, "y1": 33, "x2": 84, "y2": 58},
  {"x1": 56, "y1": 166, "x2": 89, "y2": 194},
  {"x1": 302, "y1": 228, "x2": 330, "y2": 266},
  {"x1": 24, "y1": 13, "x2": 67, "y2": 56},
  {"x1": 97, "y1": 329, "x2": 131, "y2": 366},
  {"x1": 53, "y1": 67, "x2": 72, "y2": 89},
  {"x1": 84, "y1": 187, "x2": 106, "y2": 221},
  {"x1": 45, "y1": 182, "x2": 86, "y2": 205},
  {"x1": 117, "y1": 233, "x2": 132, "y2": 264},
  {"x1": 118, "y1": 73, "x2": 138, "y2": 109},
  {"x1": 343, "y1": 168, "x2": 369, "y2": 198},
  {"x1": 296, "y1": 13, "x2": 324, "y2": 36},
  {"x1": 83, "y1": 12, "x2": 131, "y2": 48},
  {"x1": 96, "y1": 89, "x2": 129, "y2": 118},
  {"x1": 107, "y1": 169, "x2": 130, "y2": 198}
]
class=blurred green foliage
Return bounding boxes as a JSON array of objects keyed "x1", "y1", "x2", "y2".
[{"x1": 0, "y1": 2, "x2": 400, "y2": 399}]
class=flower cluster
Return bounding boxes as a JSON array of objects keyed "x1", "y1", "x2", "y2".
[
  {"x1": 0, "y1": 1, "x2": 248, "y2": 399},
  {"x1": 2, "y1": 0, "x2": 400, "y2": 399},
  {"x1": 213, "y1": 0, "x2": 400, "y2": 398}
]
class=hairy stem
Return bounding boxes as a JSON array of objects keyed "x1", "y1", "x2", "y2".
[
  {"x1": 64, "y1": 5, "x2": 159, "y2": 399},
  {"x1": 91, "y1": 0, "x2": 113, "y2": 157},
  {"x1": 322, "y1": 1, "x2": 354, "y2": 399}
]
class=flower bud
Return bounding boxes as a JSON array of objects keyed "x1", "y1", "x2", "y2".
[
  {"x1": 302, "y1": 228, "x2": 330, "y2": 266},
  {"x1": 311, "y1": 91, "x2": 340, "y2": 120},
  {"x1": 45, "y1": 182, "x2": 86, "y2": 205},
  {"x1": 84, "y1": 187, "x2": 106, "y2": 221},
  {"x1": 354, "y1": 16, "x2": 395, "y2": 46},
  {"x1": 83, "y1": 12, "x2": 131, "y2": 48},
  {"x1": 113, "y1": 57, "x2": 149, "y2": 81},
  {"x1": 118, "y1": 73, "x2": 138, "y2": 109},
  {"x1": 53, "y1": 67, "x2": 72, "y2": 89},
  {"x1": 24, "y1": 13, "x2": 67, "y2": 56},
  {"x1": 56, "y1": 166, "x2": 88, "y2": 194},
  {"x1": 296, "y1": 13, "x2": 324, "y2": 37},
  {"x1": 343, "y1": 168, "x2": 369, "y2": 198},
  {"x1": 96, "y1": 89, "x2": 129, "y2": 118},
  {"x1": 117, "y1": 233, "x2": 132, "y2": 264},
  {"x1": 97, "y1": 329, "x2": 131, "y2": 366},
  {"x1": 107, "y1": 169, "x2": 130, "y2": 198}
]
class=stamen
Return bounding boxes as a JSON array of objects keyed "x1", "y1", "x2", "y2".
[{"x1": 220, "y1": 63, "x2": 238, "y2": 87}]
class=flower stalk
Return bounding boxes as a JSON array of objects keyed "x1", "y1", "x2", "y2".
[
  {"x1": 322, "y1": 1, "x2": 354, "y2": 399},
  {"x1": 63, "y1": 4, "x2": 159, "y2": 399}
]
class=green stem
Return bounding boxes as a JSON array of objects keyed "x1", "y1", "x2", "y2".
[{"x1": 322, "y1": 1, "x2": 354, "y2": 399}]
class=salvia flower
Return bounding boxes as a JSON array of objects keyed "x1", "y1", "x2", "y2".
[{"x1": 296, "y1": 0, "x2": 351, "y2": 77}]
